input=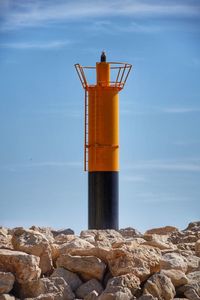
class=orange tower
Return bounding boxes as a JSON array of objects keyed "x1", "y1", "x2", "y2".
[{"x1": 75, "y1": 52, "x2": 132, "y2": 229}]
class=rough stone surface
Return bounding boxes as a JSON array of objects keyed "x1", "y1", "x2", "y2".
[
  {"x1": 0, "y1": 271, "x2": 15, "y2": 294},
  {"x1": 12, "y1": 228, "x2": 53, "y2": 274},
  {"x1": 0, "y1": 221, "x2": 199, "y2": 300},
  {"x1": 0, "y1": 295, "x2": 16, "y2": 300},
  {"x1": 160, "y1": 269, "x2": 188, "y2": 287},
  {"x1": 84, "y1": 290, "x2": 99, "y2": 300},
  {"x1": 106, "y1": 245, "x2": 161, "y2": 281},
  {"x1": 18, "y1": 277, "x2": 74, "y2": 299},
  {"x1": 160, "y1": 252, "x2": 188, "y2": 273},
  {"x1": 0, "y1": 249, "x2": 41, "y2": 283},
  {"x1": 51, "y1": 267, "x2": 82, "y2": 291},
  {"x1": 75, "y1": 279, "x2": 103, "y2": 298},
  {"x1": 145, "y1": 226, "x2": 179, "y2": 236},
  {"x1": 143, "y1": 273, "x2": 176, "y2": 300},
  {"x1": 56, "y1": 254, "x2": 106, "y2": 281},
  {"x1": 195, "y1": 240, "x2": 200, "y2": 257}
]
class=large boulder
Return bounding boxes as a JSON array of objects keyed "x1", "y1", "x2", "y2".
[
  {"x1": 0, "y1": 271, "x2": 15, "y2": 293},
  {"x1": 17, "y1": 277, "x2": 74, "y2": 299},
  {"x1": 106, "y1": 245, "x2": 161, "y2": 281},
  {"x1": 58, "y1": 237, "x2": 94, "y2": 255},
  {"x1": 75, "y1": 279, "x2": 103, "y2": 298},
  {"x1": 142, "y1": 234, "x2": 176, "y2": 250},
  {"x1": 0, "y1": 249, "x2": 41, "y2": 283},
  {"x1": 143, "y1": 273, "x2": 175, "y2": 300},
  {"x1": 105, "y1": 273, "x2": 140, "y2": 296},
  {"x1": 160, "y1": 269, "x2": 188, "y2": 287},
  {"x1": 160, "y1": 252, "x2": 188, "y2": 273},
  {"x1": 56, "y1": 254, "x2": 106, "y2": 281},
  {"x1": 0, "y1": 229, "x2": 13, "y2": 250},
  {"x1": 186, "y1": 255, "x2": 200, "y2": 273},
  {"x1": 118, "y1": 227, "x2": 142, "y2": 239},
  {"x1": 12, "y1": 228, "x2": 53, "y2": 274},
  {"x1": 51, "y1": 267, "x2": 82, "y2": 291},
  {"x1": 145, "y1": 226, "x2": 179, "y2": 236},
  {"x1": 195, "y1": 240, "x2": 200, "y2": 257}
]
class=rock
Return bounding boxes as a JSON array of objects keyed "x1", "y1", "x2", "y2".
[
  {"x1": 12, "y1": 228, "x2": 53, "y2": 274},
  {"x1": 106, "y1": 245, "x2": 161, "y2": 281},
  {"x1": 186, "y1": 255, "x2": 200, "y2": 273},
  {"x1": 107, "y1": 273, "x2": 140, "y2": 296},
  {"x1": 29, "y1": 226, "x2": 55, "y2": 243},
  {"x1": 187, "y1": 271, "x2": 200, "y2": 284},
  {"x1": 51, "y1": 267, "x2": 82, "y2": 291},
  {"x1": 59, "y1": 237, "x2": 94, "y2": 255},
  {"x1": 145, "y1": 226, "x2": 179, "y2": 236},
  {"x1": 0, "y1": 271, "x2": 15, "y2": 293},
  {"x1": 18, "y1": 277, "x2": 74, "y2": 299},
  {"x1": 118, "y1": 228, "x2": 142, "y2": 239},
  {"x1": 84, "y1": 290, "x2": 99, "y2": 300},
  {"x1": 0, "y1": 249, "x2": 41, "y2": 283},
  {"x1": 184, "y1": 222, "x2": 200, "y2": 233},
  {"x1": 0, "y1": 295, "x2": 16, "y2": 300},
  {"x1": 54, "y1": 234, "x2": 75, "y2": 245},
  {"x1": 195, "y1": 240, "x2": 200, "y2": 257},
  {"x1": 138, "y1": 296, "x2": 158, "y2": 300},
  {"x1": 143, "y1": 273, "x2": 175, "y2": 300},
  {"x1": 99, "y1": 286, "x2": 133, "y2": 300},
  {"x1": 160, "y1": 252, "x2": 188, "y2": 273},
  {"x1": 142, "y1": 234, "x2": 176, "y2": 250},
  {"x1": 160, "y1": 269, "x2": 188, "y2": 287},
  {"x1": 177, "y1": 281, "x2": 200, "y2": 300},
  {"x1": 80, "y1": 230, "x2": 124, "y2": 248},
  {"x1": 75, "y1": 279, "x2": 103, "y2": 298},
  {"x1": 51, "y1": 228, "x2": 74, "y2": 237},
  {"x1": 0, "y1": 230, "x2": 13, "y2": 250},
  {"x1": 56, "y1": 254, "x2": 106, "y2": 281}
]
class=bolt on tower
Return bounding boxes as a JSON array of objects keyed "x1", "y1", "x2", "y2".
[{"x1": 75, "y1": 52, "x2": 132, "y2": 230}]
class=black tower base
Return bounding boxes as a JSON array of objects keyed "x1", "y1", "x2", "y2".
[{"x1": 88, "y1": 171, "x2": 119, "y2": 230}]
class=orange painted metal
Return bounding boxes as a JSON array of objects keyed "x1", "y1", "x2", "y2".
[{"x1": 74, "y1": 61, "x2": 132, "y2": 172}]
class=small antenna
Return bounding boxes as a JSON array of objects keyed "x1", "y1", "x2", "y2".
[{"x1": 100, "y1": 51, "x2": 106, "y2": 62}]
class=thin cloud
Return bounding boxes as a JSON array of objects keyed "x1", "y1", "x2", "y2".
[
  {"x1": 0, "y1": 0, "x2": 199, "y2": 31},
  {"x1": 0, "y1": 161, "x2": 82, "y2": 172},
  {"x1": 124, "y1": 159, "x2": 200, "y2": 172},
  {"x1": 0, "y1": 40, "x2": 71, "y2": 50}
]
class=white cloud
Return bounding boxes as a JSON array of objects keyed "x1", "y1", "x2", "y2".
[
  {"x1": 0, "y1": 40, "x2": 71, "y2": 50},
  {"x1": 0, "y1": 0, "x2": 199, "y2": 31}
]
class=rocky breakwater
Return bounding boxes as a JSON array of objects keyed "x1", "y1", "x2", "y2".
[{"x1": 0, "y1": 222, "x2": 199, "y2": 300}]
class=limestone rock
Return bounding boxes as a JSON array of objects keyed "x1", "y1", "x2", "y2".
[
  {"x1": 0, "y1": 295, "x2": 16, "y2": 300},
  {"x1": 106, "y1": 245, "x2": 161, "y2": 281},
  {"x1": 142, "y1": 234, "x2": 176, "y2": 250},
  {"x1": 0, "y1": 249, "x2": 41, "y2": 283},
  {"x1": 107, "y1": 273, "x2": 140, "y2": 296},
  {"x1": 160, "y1": 269, "x2": 188, "y2": 287},
  {"x1": 29, "y1": 226, "x2": 55, "y2": 243},
  {"x1": 0, "y1": 271, "x2": 15, "y2": 293},
  {"x1": 177, "y1": 281, "x2": 200, "y2": 300},
  {"x1": 160, "y1": 252, "x2": 188, "y2": 273},
  {"x1": 84, "y1": 290, "x2": 99, "y2": 300},
  {"x1": 195, "y1": 240, "x2": 200, "y2": 257},
  {"x1": 99, "y1": 285, "x2": 133, "y2": 300},
  {"x1": 138, "y1": 296, "x2": 158, "y2": 300},
  {"x1": 187, "y1": 271, "x2": 200, "y2": 284},
  {"x1": 186, "y1": 255, "x2": 200, "y2": 273},
  {"x1": 80, "y1": 230, "x2": 124, "y2": 248},
  {"x1": 143, "y1": 273, "x2": 175, "y2": 300},
  {"x1": 18, "y1": 277, "x2": 74, "y2": 299},
  {"x1": 54, "y1": 234, "x2": 75, "y2": 245},
  {"x1": 56, "y1": 254, "x2": 106, "y2": 281},
  {"x1": 59, "y1": 237, "x2": 94, "y2": 255},
  {"x1": 184, "y1": 222, "x2": 200, "y2": 233},
  {"x1": 145, "y1": 226, "x2": 179, "y2": 236},
  {"x1": 51, "y1": 228, "x2": 74, "y2": 238},
  {"x1": 75, "y1": 279, "x2": 103, "y2": 298},
  {"x1": 51, "y1": 267, "x2": 82, "y2": 291},
  {"x1": 118, "y1": 228, "x2": 142, "y2": 239},
  {"x1": 12, "y1": 228, "x2": 53, "y2": 274},
  {"x1": 0, "y1": 229, "x2": 13, "y2": 250}
]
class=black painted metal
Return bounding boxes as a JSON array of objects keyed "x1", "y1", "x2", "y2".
[
  {"x1": 88, "y1": 171, "x2": 118, "y2": 230},
  {"x1": 100, "y1": 51, "x2": 106, "y2": 62}
]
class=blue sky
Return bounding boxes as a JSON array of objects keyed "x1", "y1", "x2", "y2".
[{"x1": 0, "y1": 0, "x2": 200, "y2": 233}]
